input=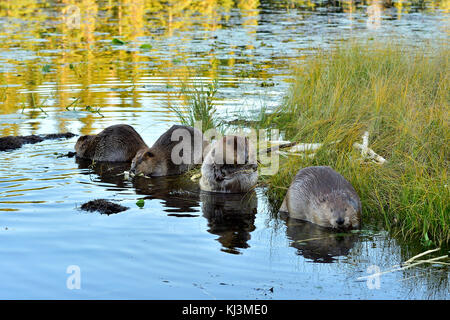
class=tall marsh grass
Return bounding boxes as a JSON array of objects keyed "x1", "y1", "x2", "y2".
[{"x1": 261, "y1": 42, "x2": 449, "y2": 245}]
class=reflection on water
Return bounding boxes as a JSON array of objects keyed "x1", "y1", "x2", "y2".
[
  {"x1": 77, "y1": 158, "x2": 202, "y2": 213},
  {"x1": 76, "y1": 157, "x2": 132, "y2": 190},
  {"x1": 0, "y1": 132, "x2": 448, "y2": 299},
  {"x1": 133, "y1": 175, "x2": 201, "y2": 214},
  {"x1": 282, "y1": 213, "x2": 358, "y2": 263},
  {"x1": 0, "y1": 0, "x2": 447, "y2": 138},
  {"x1": 76, "y1": 159, "x2": 257, "y2": 255},
  {"x1": 0, "y1": 1, "x2": 448, "y2": 299},
  {"x1": 201, "y1": 191, "x2": 258, "y2": 255}
]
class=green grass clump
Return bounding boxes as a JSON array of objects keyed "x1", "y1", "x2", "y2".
[
  {"x1": 260, "y1": 42, "x2": 449, "y2": 245},
  {"x1": 170, "y1": 79, "x2": 222, "y2": 133}
]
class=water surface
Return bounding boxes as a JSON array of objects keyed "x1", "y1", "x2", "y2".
[{"x1": 0, "y1": 0, "x2": 448, "y2": 299}]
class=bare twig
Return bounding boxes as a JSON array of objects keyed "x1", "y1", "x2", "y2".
[
  {"x1": 357, "y1": 248, "x2": 447, "y2": 281},
  {"x1": 404, "y1": 248, "x2": 441, "y2": 264}
]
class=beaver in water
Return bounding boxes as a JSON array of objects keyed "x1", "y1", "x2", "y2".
[
  {"x1": 279, "y1": 166, "x2": 361, "y2": 230},
  {"x1": 75, "y1": 124, "x2": 148, "y2": 162},
  {"x1": 130, "y1": 125, "x2": 209, "y2": 177},
  {"x1": 200, "y1": 136, "x2": 258, "y2": 193},
  {"x1": 1, "y1": 132, "x2": 76, "y2": 152}
]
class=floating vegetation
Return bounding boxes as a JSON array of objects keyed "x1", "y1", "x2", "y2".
[
  {"x1": 139, "y1": 44, "x2": 152, "y2": 50},
  {"x1": 41, "y1": 64, "x2": 51, "y2": 73},
  {"x1": 260, "y1": 80, "x2": 275, "y2": 87},
  {"x1": 136, "y1": 199, "x2": 145, "y2": 208},
  {"x1": 80, "y1": 199, "x2": 129, "y2": 215},
  {"x1": 111, "y1": 38, "x2": 125, "y2": 45},
  {"x1": 85, "y1": 105, "x2": 104, "y2": 117}
]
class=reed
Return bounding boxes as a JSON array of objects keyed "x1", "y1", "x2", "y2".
[{"x1": 169, "y1": 79, "x2": 221, "y2": 133}]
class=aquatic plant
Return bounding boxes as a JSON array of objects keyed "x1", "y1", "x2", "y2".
[{"x1": 170, "y1": 79, "x2": 222, "y2": 133}]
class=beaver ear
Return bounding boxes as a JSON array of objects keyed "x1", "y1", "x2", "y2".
[{"x1": 146, "y1": 151, "x2": 154, "y2": 158}]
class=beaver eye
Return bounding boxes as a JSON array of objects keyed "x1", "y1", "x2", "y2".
[{"x1": 146, "y1": 151, "x2": 154, "y2": 158}]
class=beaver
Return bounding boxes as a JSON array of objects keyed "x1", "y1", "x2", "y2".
[
  {"x1": 199, "y1": 135, "x2": 258, "y2": 193},
  {"x1": 130, "y1": 125, "x2": 209, "y2": 177},
  {"x1": 279, "y1": 166, "x2": 361, "y2": 230},
  {"x1": 282, "y1": 214, "x2": 358, "y2": 262},
  {"x1": 1, "y1": 132, "x2": 76, "y2": 152},
  {"x1": 75, "y1": 124, "x2": 148, "y2": 162}
]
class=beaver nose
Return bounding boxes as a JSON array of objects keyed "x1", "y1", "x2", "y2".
[
  {"x1": 130, "y1": 167, "x2": 136, "y2": 174},
  {"x1": 336, "y1": 217, "x2": 345, "y2": 225}
]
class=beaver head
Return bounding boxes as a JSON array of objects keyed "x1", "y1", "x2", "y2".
[
  {"x1": 130, "y1": 148, "x2": 166, "y2": 177},
  {"x1": 200, "y1": 136, "x2": 258, "y2": 193},
  {"x1": 315, "y1": 191, "x2": 361, "y2": 230},
  {"x1": 75, "y1": 135, "x2": 94, "y2": 157}
]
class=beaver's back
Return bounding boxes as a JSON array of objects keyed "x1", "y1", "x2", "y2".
[
  {"x1": 280, "y1": 166, "x2": 359, "y2": 213},
  {"x1": 150, "y1": 125, "x2": 208, "y2": 173},
  {"x1": 77, "y1": 124, "x2": 148, "y2": 162},
  {"x1": 292, "y1": 166, "x2": 356, "y2": 198}
]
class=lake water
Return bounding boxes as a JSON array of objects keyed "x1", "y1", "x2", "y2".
[{"x1": 0, "y1": 0, "x2": 448, "y2": 299}]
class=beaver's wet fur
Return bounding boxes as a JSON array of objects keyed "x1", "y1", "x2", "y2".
[
  {"x1": 0, "y1": 132, "x2": 76, "y2": 152},
  {"x1": 75, "y1": 124, "x2": 148, "y2": 162},
  {"x1": 80, "y1": 199, "x2": 128, "y2": 215},
  {"x1": 130, "y1": 125, "x2": 209, "y2": 176},
  {"x1": 280, "y1": 166, "x2": 361, "y2": 230},
  {"x1": 200, "y1": 136, "x2": 258, "y2": 193}
]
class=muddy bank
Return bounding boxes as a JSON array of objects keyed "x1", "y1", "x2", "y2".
[
  {"x1": 80, "y1": 199, "x2": 129, "y2": 215},
  {"x1": 0, "y1": 132, "x2": 76, "y2": 152}
]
